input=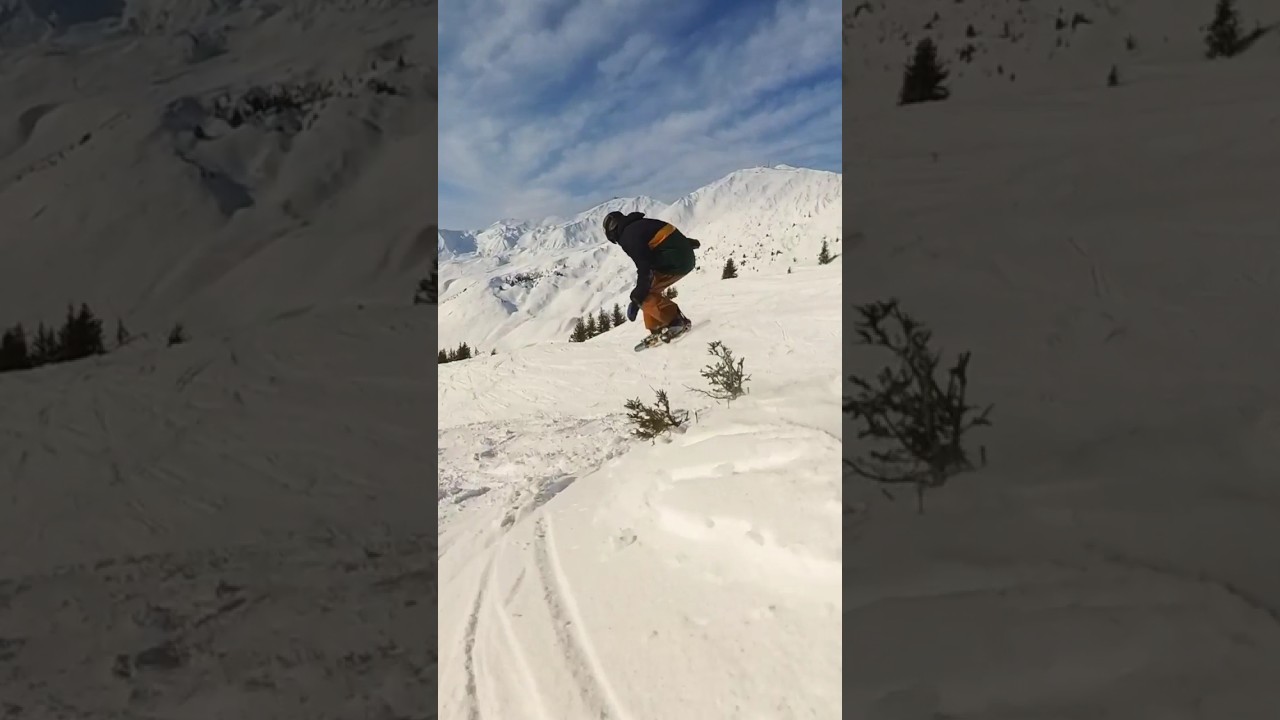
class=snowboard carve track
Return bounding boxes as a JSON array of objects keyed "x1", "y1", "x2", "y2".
[
  {"x1": 532, "y1": 516, "x2": 630, "y2": 720},
  {"x1": 462, "y1": 558, "x2": 493, "y2": 720}
]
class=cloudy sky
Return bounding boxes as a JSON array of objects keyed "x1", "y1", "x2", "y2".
[{"x1": 439, "y1": 0, "x2": 841, "y2": 230}]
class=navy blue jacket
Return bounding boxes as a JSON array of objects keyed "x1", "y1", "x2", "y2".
[{"x1": 613, "y1": 213, "x2": 698, "y2": 305}]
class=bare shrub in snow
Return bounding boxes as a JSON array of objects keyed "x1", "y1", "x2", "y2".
[
  {"x1": 844, "y1": 299, "x2": 993, "y2": 514},
  {"x1": 624, "y1": 389, "x2": 689, "y2": 440},
  {"x1": 691, "y1": 341, "x2": 750, "y2": 405}
]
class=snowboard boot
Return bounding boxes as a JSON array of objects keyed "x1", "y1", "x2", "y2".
[{"x1": 660, "y1": 313, "x2": 692, "y2": 341}]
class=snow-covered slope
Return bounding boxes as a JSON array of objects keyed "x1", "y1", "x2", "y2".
[
  {"x1": 846, "y1": 45, "x2": 1280, "y2": 717},
  {"x1": 438, "y1": 264, "x2": 842, "y2": 719},
  {"x1": 0, "y1": 5, "x2": 436, "y2": 716},
  {"x1": 437, "y1": 165, "x2": 842, "y2": 353},
  {"x1": 0, "y1": 0, "x2": 436, "y2": 337},
  {"x1": 0, "y1": 303, "x2": 432, "y2": 717},
  {"x1": 846, "y1": 0, "x2": 1279, "y2": 115}
]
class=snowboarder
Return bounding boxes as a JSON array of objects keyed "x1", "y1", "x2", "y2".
[{"x1": 602, "y1": 210, "x2": 700, "y2": 345}]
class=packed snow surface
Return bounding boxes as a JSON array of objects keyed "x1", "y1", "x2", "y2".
[
  {"x1": 438, "y1": 265, "x2": 843, "y2": 719},
  {"x1": 846, "y1": 41, "x2": 1280, "y2": 719}
]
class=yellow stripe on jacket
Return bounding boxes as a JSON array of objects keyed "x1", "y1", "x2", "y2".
[{"x1": 647, "y1": 223, "x2": 676, "y2": 249}]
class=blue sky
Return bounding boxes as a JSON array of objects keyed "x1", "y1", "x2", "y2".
[{"x1": 439, "y1": 0, "x2": 842, "y2": 229}]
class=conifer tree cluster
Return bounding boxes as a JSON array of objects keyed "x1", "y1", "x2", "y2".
[
  {"x1": 0, "y1": 303, "x2": 121, "y2": 374},
  {"x1": 570, "y1": 303, "x2": 628, "y2": 342},
  {"x1": 438, "y1": 341, "x2": 475, "y2": 364}
]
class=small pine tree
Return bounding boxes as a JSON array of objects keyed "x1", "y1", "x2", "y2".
[
  {"x1": 438, "y1": 348, "x2": 449, "y2": 363},
  {"x1": 414, "y1": 255, "x2": 438, "y2": 305},
  {"x1": 611, "y1": 303, "x2": 626, "y2": 327},
  {"x1": 898, "y1": 37, "x2": 951, "y2": 106},
  {"x1": 0, "y1": 324, "x2": 32, "y2": 372},
  {"x1": 1107, "y1": 64, "x2": 1120, "y2": 86},
  {"x1": 570, "y1": 317, "x2": 589, "y2": 342},
  {"x1": 623, "y1": 389, "x2": 689, "y2": 440},
  {"x1": 167, "y1": 322, "x2": 189, "y2": 347},
  {"x1": 491, "y1": 348, "x2": 497, "y2": 355},
  {"x1": 597, "y1": 308, "x2": 612, "y2": 333},
  {"x1": 844, "y1": 299, "x2": 994, "y2": 514},
  {"x1": 454, "y1": 342, "x2": 472, "y2": 360},
  {"x1": 31, "y1": 323, "x2": 58, "y2": 366},
  {"x1": 662, "y1": 286, "x2": 678, "y2": 300},
  {"x1": 1204, "y1": 0, "x2": 1241, "y2": 58},
  {"x1": 690, "y1": 341, "x2": 750, "y2": 405},
  {"x1": 818, "y1": 240, "x2": 836, "y2": 265},
  {"x1": 585, "y1": 314, "x2": 599, "y2": 338},
  {"x1": 721, "y1": 257, "x2": 739, "y2": 279},
  {"x1": 115, "y1": 318, "x2": 132, "y2": 348}
]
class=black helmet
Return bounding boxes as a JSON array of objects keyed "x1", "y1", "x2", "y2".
[{"x1": 603, "y1": 211, "x2": 625, "y2": 243}]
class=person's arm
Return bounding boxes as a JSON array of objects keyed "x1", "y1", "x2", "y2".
[{"x1": 619, "y1": 233, "x2": 653, "y2": 305}]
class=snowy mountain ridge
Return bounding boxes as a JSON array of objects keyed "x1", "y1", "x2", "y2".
[{"x1": 437, "y1": 164, "x2": 842, "y2": 353}]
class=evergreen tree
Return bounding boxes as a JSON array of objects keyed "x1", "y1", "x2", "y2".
[
  {"x1": 58, "y1": 303, "x2": 106, "y2": 362},
  {"x1": 1204, "y1": 0, "x2": 1241, "y2": 58},
  {"x1": 570, "y1": 317, "x2": 589, "y2": 342},
  {"x1": 721, "y1": 257, "x2": 739, "y2": 279},
  {"x1": 0, "y1": 324, "x2": 32, "y2": 372},
  {"x1": 415, "y1": 255, "x2": 438, "y2": 305},
  {"x1": 454, "y1": 342, "x2": 472, "y2": 360},
  {"x1": 611, "y1": 303, "x2": 626, "y2": 327},
  {"x1": 116, "y1": 318, "x2": 132, "y2": 348},
  {"x1": 167, "y1": 322, "x2": 189, "y2": 347},
  {"x1": 585, "y1": 314, "x2": 598, "y2": 338},
  {"x1": 818, "y1": 240, "x2": 835, "y2": 265},
  {"x1": 597, "y1": 308, "x2": 611, "y2": 333},
  {"x1": 898, "y1": 37, "x2": 951, "y2": 105},
  {"x1": 438, "y1": 348, "x2": 449, "y2": 363},
  {"x1": 31, "y1": 323, "x2": 58, "y2": 366}
]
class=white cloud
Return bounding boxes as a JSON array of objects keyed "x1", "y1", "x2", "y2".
[{"x1": 439, "y1": 0, "x2": 841, "y2": 229}]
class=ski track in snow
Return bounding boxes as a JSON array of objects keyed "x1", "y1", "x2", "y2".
[{"x1": 438, "y1": 267, "x2": 843, "y2": 719}]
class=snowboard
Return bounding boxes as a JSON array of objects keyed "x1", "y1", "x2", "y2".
[{"x1": 633, "y1": 322, "x2": 694, "y2": 352}]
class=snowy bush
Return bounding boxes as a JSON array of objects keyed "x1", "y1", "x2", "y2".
[
  {"x1": 624, "y1": 389, "x2": 689, "y2": 440},
  {"x1": 1204, "y1": 0, "x2": 1242, "y2": 58},
  {"x1": 844, "y1": 299, "x2": 993, "y2": 514},
  {"x1": 691, "y1": 341, "x2": 750, "y2": 404}
]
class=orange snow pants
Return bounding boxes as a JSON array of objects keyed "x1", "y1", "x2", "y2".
[{"x1": 640, "y1": 272, "x2": 685, "y2": 331}]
